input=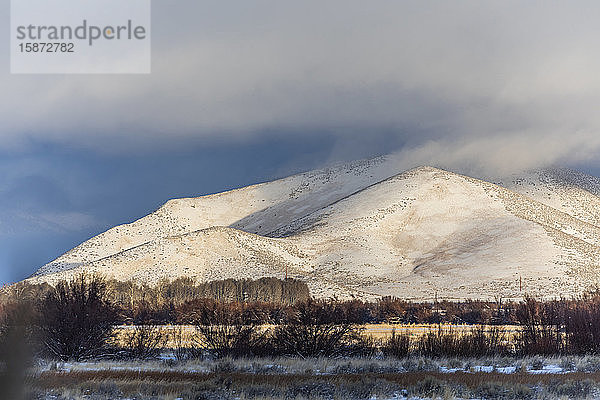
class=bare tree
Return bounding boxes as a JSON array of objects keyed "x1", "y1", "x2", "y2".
[
  {"x1": 272, "y1": 300, "x2": 361, "y2": 357},
  {"x1": 38, "y1": 274, "x2": 118, "y2": 361},
  {"x1": 194, "y1": 304, "x2": 266, "y2": 358}
]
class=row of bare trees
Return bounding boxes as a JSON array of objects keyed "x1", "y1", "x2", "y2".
[
  {"x1": 0, "y1": 278, "x2": 536, "y2": 326},
  {"x1": 7, "y1": 275, "x2": 600, "y2": 360},
  {"x1": 0, "y1": 275, "x2": 356, "y2": 360},
  {"x1": 108, "y1": 276, "x2": 310, "y2": 309}
]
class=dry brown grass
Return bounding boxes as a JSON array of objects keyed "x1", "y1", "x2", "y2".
[
  {"x1": 28, "y1": 369, "x2": 600, "y2": 399},
  {"x1": 111, "y1": 323, "x2": 522, "y2": 346},
  {"x1": 362, "y1": 323, "x2": 521, "y2": 339},
  {"x1": 34, "y1": 369, "x2": 600, "y2": 386}
]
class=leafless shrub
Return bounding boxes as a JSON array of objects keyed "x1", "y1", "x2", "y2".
[
  {"x1": 196, "y1": 324, "x2": 267, "y2": 358},
  {"x1": 515, "y1": 297, "x2": 563, "y2": 355},
  {"x1": 461, "y1": 325, "x2": 508, "y2": 357},
  {"x1": 271, "y1": 300, "x2": 363, "y2": 357},
  {"x1": 381, "y1": 329, "x2": 411, "y2": 358},
  {"x1": 172, "y1": 326, "x2": 203, "y2": 361},
  {"x1": 562, "y1": 295, "x2": 600, "y2": 354},
  {"x1": 37, "y1": 274, "x2": 118, "y2": 361},
  {"x1": 193, "y1": 303, "x2": 268, "y2": 358},
  {"x1": 119, "y1": 325, "x2": 169, "y2": 359},
  {"x1": 416, "y1": 325, "x2": 508, "y2": 357}
]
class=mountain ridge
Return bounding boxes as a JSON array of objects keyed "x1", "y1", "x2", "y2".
[{"x1": 28, "y1": 158, "x2": 600, "y2": 301}]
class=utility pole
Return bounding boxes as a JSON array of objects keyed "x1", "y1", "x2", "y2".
[{"x1": 519, "y1": 275, "x2": 522, "y2": 292}]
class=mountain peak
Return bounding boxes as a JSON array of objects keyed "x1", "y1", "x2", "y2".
[{"x1": 27, "y1": 158, "x2": 600, "y2": 301}]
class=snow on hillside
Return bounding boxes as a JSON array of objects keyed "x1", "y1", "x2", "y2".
[
  {"x1": 496, "y1": 168, "x2": 600, "y2": 228},
  {"x1": 33, "y1": 157, "x2": 397, "y2": 277},
  {"x1": 28, "y1": 160, "x2": 600, "y2": 301},
  {"x1": 271, "y1": 167, "x2": 599, "y2": 300}
]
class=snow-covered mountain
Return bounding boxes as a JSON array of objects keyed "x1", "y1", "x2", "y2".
[{"x1": 28, "y1": 157, "x2": 600, "y2": 300}]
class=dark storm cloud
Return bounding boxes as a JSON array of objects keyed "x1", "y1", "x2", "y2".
[
  {"x1": 1, "y1": 1, "x2": 600, "y2": 173},
  {"x1": 0, "y1": 133, "x2": 350, "y2": 282}
]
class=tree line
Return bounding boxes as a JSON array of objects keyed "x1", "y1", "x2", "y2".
[
  {"x1": 5, "y1": 274, "x2": 600, "y2": 361},
  {"x1": 0, "y1": 276, "x2": 519, "y2": 326},
  {"x1": 4, "y1": 275, "x2": 309, "y2": 307}
]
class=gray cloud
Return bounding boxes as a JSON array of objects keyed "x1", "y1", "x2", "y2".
[
  {"x1": 2, "y1": 1, "x2": 600, "y2": 172},
  {"x1": 385, "y1": 130, "x2": 600, "y2": 177},
  {"x1": 0, "y1": 211, "x2": 99, "y2": 235}
]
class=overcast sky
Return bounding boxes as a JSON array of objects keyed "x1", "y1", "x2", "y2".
[{"x1": 2, "y1": 1, "x2": 600, "y2": 284}]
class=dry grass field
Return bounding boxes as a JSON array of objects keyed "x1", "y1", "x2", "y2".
[
  {"x1": 361, "y1": 324, "x2": 521, "y2": 339},
  {"x1": 111, "y1": 323, "x2": 523, "y2": 348},
  {"x1": 26, "y1": 359, "x2": 600, "y2": 400}
]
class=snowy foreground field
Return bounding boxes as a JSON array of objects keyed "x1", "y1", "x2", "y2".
[{"x1": 25, "y1": 356, "x2": 600, "y2": 399}]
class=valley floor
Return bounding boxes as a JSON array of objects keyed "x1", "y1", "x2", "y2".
[{"x1": 23, "y1": 356, "x2": 600, "y2": 399}]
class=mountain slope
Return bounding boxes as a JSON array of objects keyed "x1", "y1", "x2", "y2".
[
  {"x1": 29, "y1": 161, "x2": 600, "y2": 300},
  {"x1": 496, "y1": 168, "x2": 600, "y2": 230},
  {"x1": 274, "y1": 167, "x2": 600, "y2": 299},
  {"x1": 33, "y1": 157, "x2": 397, "y2": 276}
]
